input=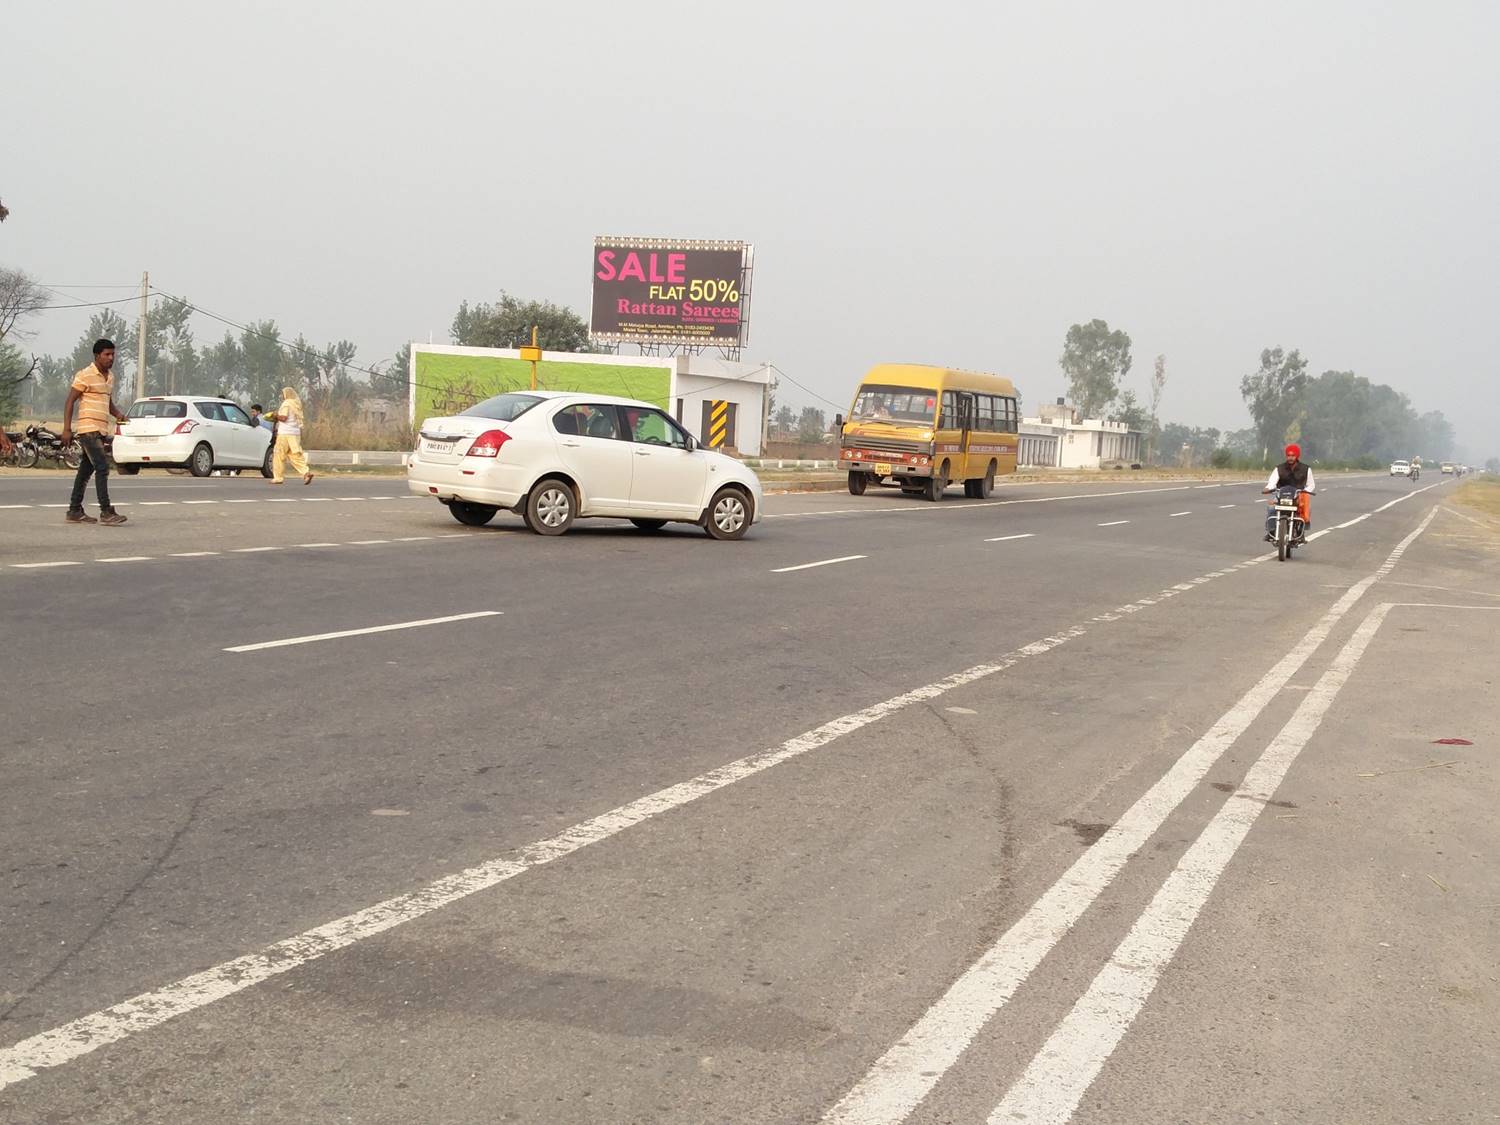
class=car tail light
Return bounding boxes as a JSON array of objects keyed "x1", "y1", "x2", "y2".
[
  {"x1": 172, "y1": 420, "x2": 198, "y2": 434},
  {"x1": 465, "y1": 430, "x2": 510, "y2": 458}
]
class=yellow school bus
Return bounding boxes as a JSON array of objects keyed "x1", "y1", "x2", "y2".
[{"x1": 836, "y1": 364, "x2": 1021, "y2": 500}]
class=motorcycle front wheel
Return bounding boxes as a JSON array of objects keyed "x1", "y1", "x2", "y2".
[
  {"x1": 15, "y1": 442, "x2": 39, "y2": 469},
  {"x1": 1276, "y1": 516, "x2": 1290, "y2": 562},
  {"x1": 62, "y1": 443, "x2": 83, "y2": 470}
]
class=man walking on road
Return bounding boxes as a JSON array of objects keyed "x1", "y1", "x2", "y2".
[{"x1": 59, "y1": 338, "x2": 128, "y2": 526}]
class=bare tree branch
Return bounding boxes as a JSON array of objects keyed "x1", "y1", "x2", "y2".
[{"x1": 0, "y1": 267, "x2": 49, "y2": 343}]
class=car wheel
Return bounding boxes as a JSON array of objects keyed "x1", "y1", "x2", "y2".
[
  {"x1": 449, "y1": 500, "x2": 499, "y2": 527},
  {"x1": 848, "y1": 471, "x2": 868, "y2": 496},
  {"x1": 704, "y1": 486, "x2": 751, "y2": 540},
  {"x1": 189, "y1": 442, "x2": 214, "y2": 477},
  {"x1": 630, "y1": 518, "x2": 668, "y2": 532},
  {"x1": 261, "y1": 446, "x2": 275, "y2": 479},
  {"x1": 117, "y1": 463, "x2": 141, "y2": 476},
  {"x1": 524, "y1": 478, "x2": 575, "y2": 535}
]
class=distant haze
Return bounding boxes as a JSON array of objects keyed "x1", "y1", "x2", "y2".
[{"x1": 5, "y1": 0, "x2": 1495, "y2": 458}]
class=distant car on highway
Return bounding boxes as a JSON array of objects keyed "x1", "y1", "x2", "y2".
[
  {"x1": 113, "y1": 396, "x2": 273, "y2": 477},
  {"x1": 1441, "y1": 462, "x2": 1455, "y2": 475},
  {"x1": 1390, "y1": 460, "x2": 1412, "y2": 477},
  {"x1": 408, "y1": 391, "x2": 762, "y2": 539}
]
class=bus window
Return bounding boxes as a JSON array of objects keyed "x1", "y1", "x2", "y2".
[{"x1": 852, "y1": 386, "x2": 938, "y2": 425}]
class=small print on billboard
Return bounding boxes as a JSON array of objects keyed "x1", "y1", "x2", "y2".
[{"x1": 591, "y1": 237, "x2": 750, "y2": 346}]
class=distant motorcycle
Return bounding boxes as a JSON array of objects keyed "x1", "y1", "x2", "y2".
[
  {"x1": 18, "y1": 425, "x2": 82, "y2": 470},
  {"x1": 1268, "y1": 486, "x2": 1307, "y2": 562}
]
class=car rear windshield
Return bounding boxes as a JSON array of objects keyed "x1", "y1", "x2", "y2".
[
  {"x1": 462, "y1": 393, "x2": 543, "y2": 422},
  {"x1": 128, "y1": 400, "x2": 187, "y2": 418}
]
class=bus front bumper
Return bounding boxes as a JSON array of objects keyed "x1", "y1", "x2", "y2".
[{"x1": 840, "y1": 454, "x2": 933, "y2": 478}]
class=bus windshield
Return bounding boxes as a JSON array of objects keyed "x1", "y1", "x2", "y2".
[{"x1": 851, "y1": 385, "x2": 937, "y2": 425}]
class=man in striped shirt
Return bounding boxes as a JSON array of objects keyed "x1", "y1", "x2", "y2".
[{"x1": 60, "y1": 338, "x2": 129, "y2": 525}]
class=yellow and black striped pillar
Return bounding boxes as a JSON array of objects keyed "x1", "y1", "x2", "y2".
[{"x1": 707, "y1": 399, "x2": 730, "y2": 448}]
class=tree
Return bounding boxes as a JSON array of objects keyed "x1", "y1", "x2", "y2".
[
  {"x1": 1059, "y1": 319, "x2": 1132, "y2": 419},
  {"x1": 380, "y1": 343, "x2": 412, "y2": 403},
  {"x1": 1240, "y1": 347, "x2": 1309, "y2": 464},
  {"x1": 452, "y1": 293, "x2": 593, "y2": 352},
  {"x1": 797, "y1": 406, "x2": 827, "y2": 444},
  {"x1": 0, "y1": 342, "x2": 36, "y2": 424},
  {"x1": 1109, "y1": 389, "x2": 1150, "y2": 432},
  {"x1": 1158, "y1": 422, "x2": 1221, "y2": 467},
  {"x1": 1146, "y1": 354, "x2": 1167, "y2": 462},
  {"x1": 772, "y1": 404, "x2": 796, "y2": 439},
  {"x1": 0, "y1": 266, "x2": 48, "y2": 347},
  {"x1": 1486, "y1": 457, "x2": 1499, "y2": 474}
]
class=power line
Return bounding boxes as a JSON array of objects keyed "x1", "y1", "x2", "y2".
[{"x1": 769, "y1": 363, "x2": 847, "y2": 411}]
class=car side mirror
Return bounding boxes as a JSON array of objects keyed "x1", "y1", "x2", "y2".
[
  {"x1": 685, "y1": 435, "x2": 697, "y2": 452},
  {"x1": 834, "y1": 414, "x2": 845, "y2": 429}
]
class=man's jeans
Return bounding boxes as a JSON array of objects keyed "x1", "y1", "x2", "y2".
[{"x1": 68, "y1": 432, "x2": 113, "y2": 514}]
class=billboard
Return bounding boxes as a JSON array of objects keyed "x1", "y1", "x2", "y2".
[
  {"x1": 411, "y1": 347, "x2": 671, "y2": 426},
  {"x1": 591, "y1": 236, "x2": 752, "y2": 347}
]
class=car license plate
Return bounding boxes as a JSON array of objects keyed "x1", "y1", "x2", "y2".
[
  {"x1": 874, "y1": 462, "x2": 893, "y2": 475},
  {"x1": 135, "y1": 436, "x2": 158, "y2": 443},
  {"x1": 420, "y1": 438, "x2": 456, "y2": 456}
]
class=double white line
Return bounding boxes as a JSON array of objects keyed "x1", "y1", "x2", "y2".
[{"x1": 824, "y1": 506, "x2": 1440, "y2": 1124}]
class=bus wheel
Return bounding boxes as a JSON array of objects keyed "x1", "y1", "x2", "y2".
[
  {"x1": 848, "y1": 471, "x2": 868, "y2": 496},
  {"x1": 979, "y1": 461, "x2": 996, "y2": 498},
  {"x1": 924, "y1": 463, "x2": 948, "y2": 502}
]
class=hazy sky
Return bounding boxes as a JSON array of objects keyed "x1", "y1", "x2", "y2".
[{"x1": 6, "y1": 0, "x2": 1496, "y2": 457}]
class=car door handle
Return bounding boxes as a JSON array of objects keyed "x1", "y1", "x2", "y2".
[
  {"x1": 634, "y1": 449, "x2": 651, "y2": 456},
  {"x1": 560, "y1": 440, "x2": 581, "y2": 448}
]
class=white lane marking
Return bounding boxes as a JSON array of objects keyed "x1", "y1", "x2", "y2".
[
  {"x1": 1169, "y1": 511, "x2": 1191, "y2": 517},
  {"x1": 40, "y1": 504, "x2": 69, "y2": 508},
  {"x1": 1374, "y1": 480, "x2": 1440, "y2": 513},
  {"x1": 348, "y1": 539, "x2": 390, "y2": 545},
  {"x1": 232, "y1": 546, "x2": 282, "y2": 553},
  {"x1": 1219, "y1": 504, "x2": 1236, "y2": 509},
  {"x1": 985, "y1": 534, "x2": 1035, "y2": 543},
  {"x1": 265, "y1": 498, "x2": 298, "y2": 503},
  {"x1": 295, "y1": 542, "x2": 339, "y2": 548},
  {"x1": 336, "y1": 496, "x2": 367, "y2": 502},
  {"x1": 139, "y1": 501, "x2": 174, "y2": 506},
  {"x1": 302, "y1": 497, "x2": 333, "y2": 503},
  {"x1": 394, "y1": 536, "x2": 433, "y2": 542},
  {"x1": 764, "y1": 485, "x2": 1204, "y2": 520},
  {"x1": 772, "y1": 554, "x2": 868, "y2": 573},
  {"x1": 169, "y1": 551, "x2": 219, "y2": 558},
  {"x1": 222, "y1": 499, "x2": 260, "y2": 504},
  {"x1": 1097, "y1": 520, "x2": 1129, "y2": 527},
  {"x1": 1193, "y1": 484, "x2": 1222, "y2": 489},
  {"x1": 1388, "y1": 580, "x2": 1500, "y2": 600},
  {"x1": 371, "y1": 496, "x2": 397, "y2": 500},
  {"x1": 96, "y1": 556, "x2": 151, "y2": 563},
  {"x1": 989, "y1": 599, "x2": 1483, "y2": 1124},
  {"x1": 2, "y1": 621, "x2": 1083, "y2": 1092},
  {"x1": 0, "y1": 504, "x2": 33, "y2": 509},
  {"x1": 10, "y1": 561, "x2": 82, "y2": 569},
  {"x1": 823, "y1": 507, "x2": 1438, "y2": 1125},
  {"x1": 180, "y1": 500, "x2": 218, "y2": 505},
  {"x1": 224, "y1": 610, "x2": 502, "y2": 653}
]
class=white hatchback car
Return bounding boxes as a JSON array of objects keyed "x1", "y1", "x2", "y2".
[
  {"x1": 408, "y1": 391, "x2": 763, "y2": 539},
  {"x1": 113, "y1": 396, "x2": 274, "y2": 477}
]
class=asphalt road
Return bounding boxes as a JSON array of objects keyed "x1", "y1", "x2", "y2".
[{"x1": 1, "y1": 468, "x2": 1494, "y2": 1124}]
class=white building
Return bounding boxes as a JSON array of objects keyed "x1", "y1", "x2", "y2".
[{"x1": 1021, "y1": 399, "x2": 1143, "y2": 469}]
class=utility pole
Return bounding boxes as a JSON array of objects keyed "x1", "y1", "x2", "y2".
[
  {"x1": 135, "y1": 271, "x2": 149, "y2": 400},
  {"x1": 760, "y1": 362, "x2": 774, "y2": 457}
]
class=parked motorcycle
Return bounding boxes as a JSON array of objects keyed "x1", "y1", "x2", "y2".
[
  {"x1": 1, "y1": 431, "x2": 28, "y2": 467},
  {"x1": 20, "y1": 425, "x2": 83, "y2": 470},
  {"x1": 1268, "y1": 486, "x2": 1307, "y2": 562}
]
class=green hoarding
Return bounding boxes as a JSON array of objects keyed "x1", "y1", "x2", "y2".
[{"x1": 412, "y1": 351, "x2": 671, "y2": 424}]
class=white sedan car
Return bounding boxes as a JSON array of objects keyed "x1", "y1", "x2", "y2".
[
  {"x1": 113, "y1": 396, "x2": 274, "y2": 477},
  {"x1": 1390, "y1": 460, "x2": 1411, "y2": 476},
  {"x1": 408, "y1": 391, "x2": 763, "y2": 539}
]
